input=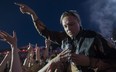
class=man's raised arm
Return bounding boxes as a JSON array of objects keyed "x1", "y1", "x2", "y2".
[{"x1": 15, "y1": 3, "x2": 46, "y2": 32}]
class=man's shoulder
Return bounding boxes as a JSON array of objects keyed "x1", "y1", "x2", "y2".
[
  {"x1": 82, "y1": 30, "x2": 106, "y2": 41},
  {"x1": 82, "y1": 29, "x2": 99, "y2": 37}
]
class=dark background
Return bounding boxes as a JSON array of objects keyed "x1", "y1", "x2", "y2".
[{"x1": 0, "y1": 0, "x2": 115, "y2": 51}]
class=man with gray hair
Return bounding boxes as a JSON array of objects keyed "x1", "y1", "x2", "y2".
[{"x1": 16, "y1": 3, "x2": 116, "y2": 72}]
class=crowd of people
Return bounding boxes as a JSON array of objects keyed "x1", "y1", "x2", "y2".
[
  {"x1": 0, "y1": 31, "x2": 60, "y2": 72},
  {"x1": 0, "y1": 3, "x2": 116, "y2": 72}
]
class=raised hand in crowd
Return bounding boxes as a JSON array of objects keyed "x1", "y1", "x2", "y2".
[
  {"x1": 38, "y1": 48, "x2": 71, "y2": 72},
  {"x1": 15, "y1": 3, "x2": 45, "y2": 32},
  {"x1": 44, "y1": 38, "x2": 51, "y2": 60},
  {"x1": 14, "y1": 3, "x2": 35, "y2": 15},
  {"x1": 0, "y1": 31, "x2": 17, "y2": 48},
  {"x1": 35, "y1": 43, "x2": 40, "y2": 62},
  {"x1": 0, "y1": 31, "x2": 22, "y2": 72},
  {"x1": 23, "y1": 43, "x2": 34, "y2": 68}
]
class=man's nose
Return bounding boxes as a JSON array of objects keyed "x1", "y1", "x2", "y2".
[
  {"x1": 67, "y1": 26, "x2": 71, "y2": 30},
  {"x1": 67, "y1": 26, "x2": 70, "y2": 30}
]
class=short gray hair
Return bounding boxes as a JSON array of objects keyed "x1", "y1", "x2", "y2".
[{"x1": 60, "y1": 10, "x2": 81, "y2": 24}]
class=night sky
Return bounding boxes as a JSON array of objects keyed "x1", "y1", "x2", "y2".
[{"x1": 0, "y1": 0, "x2": 115, "y2": 51}]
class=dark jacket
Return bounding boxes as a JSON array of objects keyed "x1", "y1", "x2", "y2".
[{"x1": 39, "y1": 28, "x2": 116, "y2": 72}]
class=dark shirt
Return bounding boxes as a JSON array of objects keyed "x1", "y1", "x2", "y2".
[{"x1": 39, "y1": 27, "x2": 116, "y2": 72}]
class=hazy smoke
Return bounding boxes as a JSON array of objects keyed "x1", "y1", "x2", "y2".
[{"x1": 89, "y1": 0, "x2": 116, "y2": 39}]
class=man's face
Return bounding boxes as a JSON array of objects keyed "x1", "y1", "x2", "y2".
[{"x1": 62, "y1": 16, "x2": 80, "y2": 38}]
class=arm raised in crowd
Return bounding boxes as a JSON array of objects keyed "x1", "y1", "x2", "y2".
[
  {"x1": 15, "y1": 3, "x2": 66, "y2": 45},
  {"x1": 43, "y1": 38, "x2": 51, "y2": 60},
  {"x1": 38, "y1": 48, "x2": 71, "y2": 72},
  {"x1": 0, "y1": 51, "x2": 11, "y2": 72},
  {"x1": 0, "y1": 31, "x2": 22, "y2": 72},
  {"x1": 23, "y1": 43, "x2": 34, "y2": 67},
  {"x1": 35, "y1": 44, "x2": 40, "y2": 62},
  {"x1": 15, "y1": 3, "x2": 45, "y2": 33}
]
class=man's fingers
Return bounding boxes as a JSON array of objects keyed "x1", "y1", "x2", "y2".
[
  {"x1": 0, "y1": 33, "x2": 4, "y2": 39},
  {"x1": 0, "y1": 31, "x2": 8, "y2": 37},
  {"x1": 60, "y1": 48, "x2": 70, "y2": 54},
  {"x1": 14, "y1": 2, "x2": 25, "y2": 7},
  {"x1": 14, "y1": 2, "x2": 21, "y2": 6},
  {"x1": 60, "y1": 53, "x2": 71, "y2": 58},
  {"x1": 13, "y1": 31, "x2": 16, "y2": 38},
  {"x1": 60, "y1": 49, "x2": 71, "y2": 56},
  {"x1": 60, "y1": 49, "x2": 71, "y2": 61}
]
